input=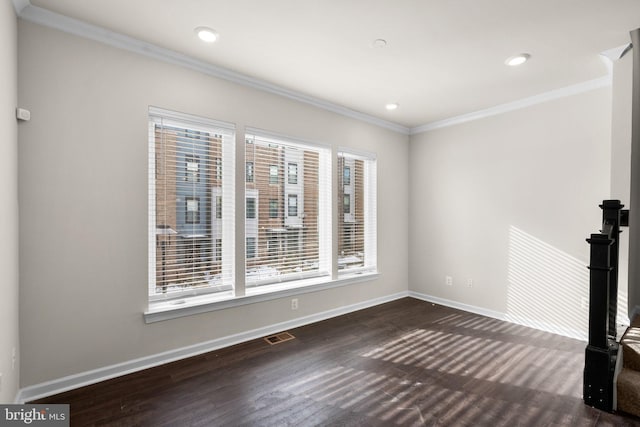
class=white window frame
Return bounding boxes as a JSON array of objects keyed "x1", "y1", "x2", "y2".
[
  {"x1": 145, "y1": 122, "x2": 379, "y2": 323},
  {"x1": 244, "y1": 128, "x2": 332, "y2": 291},
  {"x1": 337, "y1": 148, "x2": 378, "y2": 277},
  {"x1": 148, "y1": 107, "x2": 236, "y2": 304}
]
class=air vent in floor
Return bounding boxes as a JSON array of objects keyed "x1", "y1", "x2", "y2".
[{"x1": 264, "y1": 332, "x2": 295, "y2": 345}]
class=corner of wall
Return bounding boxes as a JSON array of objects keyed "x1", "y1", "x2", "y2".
[{"x1": 0, "y1": 0, "x2": 20, "y2": 405}]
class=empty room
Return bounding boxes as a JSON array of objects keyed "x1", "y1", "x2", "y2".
[{"x1": 3, "y1": 0, "x2": 640, "y2": 425}]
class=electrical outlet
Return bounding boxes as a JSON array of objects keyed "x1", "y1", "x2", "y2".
[
  {"x1": 445, "y1": 276, "x2": 453, "y2": 286},
  {"x1": 12, "y1": 347, "x2": 16, "y2": 371},
  {"x1": 291, "y1": 298, "x2": 298, "y2": 310},
  {"x1": 466, "y1": 278, "x2": 473, "y2": 288}
]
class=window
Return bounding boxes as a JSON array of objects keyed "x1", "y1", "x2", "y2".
[
  {"x1": 337, "y1": 150, "x2": 377, "y2": 274},
  {"x1": 148, "y1": 111, "x2": 377, "y2": 322},
  {"x1": 215, "y1": 238, "x2": 222, "y2": 262},
  {"x1": 269, "y1": 165, "x2": 279, "y2": 184},
  {"x1": 246, "y1": 237, "x2": 256, "y2": 259},
  {"x1": 245, "y1": 130, "x2": 331, "y2": 289},
  {"x1": 246, "y1": 162, "x2": 254, "y2": 182},
  {"x1": 185, "y1": 155, "x2": 200, "y2": 182},
  {"x1": 269, "y1": 199, "x2": 278, "y2": 218},
  {"x1": 288, "y1": 163, "x2": 298, "y2": 184},
  {"x1": 246, "y1": 197, "x2": 256, "y2": 219},
  {"x1": 216, "y1": 157, "x2": 222, "y2": 181},
  {"x1": 186, "y1": 197, "x2": 200, "y2": 224},
  {"x1": 148, "y1": 107, "x2": 235, "y2": 301},
  {"x1": 288, "y1": 194, "x2": 298, "y2": 217}
]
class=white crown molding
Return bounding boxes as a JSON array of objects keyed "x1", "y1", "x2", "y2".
[
  {"x1": 17, "y1": 3, "x2": 411, "y2": 135},
  {"x1": 410, "y1": 75, "x2": 612, "y2": 135},
  {"x1": 601, "y1": 43, "x2": 633, "y2": 61},
  {"x1": 11, "y1": 0, "x2": 30, "y2": 14},
  {"x1": 16, "y1": 291, "x2": 409, "y2": 403},
  {"x1": 15, "y1": 4, "x2": 623, "y2": 140}
]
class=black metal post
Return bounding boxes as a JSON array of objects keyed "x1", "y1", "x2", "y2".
[
  {"x1": 584, "y1": 232, "x2": 616, "y2": 411},
  {"x1": 586, "y1": 233, "x2": 613, "y2": 349},
  {"x1": 583, "y1": 200, "x2": 627, "y2": 412},
  {"x1": 600, "y1": 200, "x2": 624, "y2": 340}
]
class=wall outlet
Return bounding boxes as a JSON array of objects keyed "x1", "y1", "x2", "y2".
[
  {"x1": 445, "y1": 276, "x2": 453, "y2": 286},
  {"x1": 291, "y1": 298, "x2": 298, "y2": 310},
  {"x1": 12, "y1": 347, "x2": 16, "y2": 371},
  {"x1": 466, "y1": 278, "x2": 473, "y2": 288}
]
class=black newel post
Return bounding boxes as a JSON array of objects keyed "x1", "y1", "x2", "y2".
[{"x1": 583, "y1": 200, "x2": 628, "y2": 412}]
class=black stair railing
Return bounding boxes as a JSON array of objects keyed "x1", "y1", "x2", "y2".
[{"x1": 584, "y1": 200, "x2": 629, "y2": 412}]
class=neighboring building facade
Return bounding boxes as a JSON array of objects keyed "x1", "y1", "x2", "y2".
[
  {"x1": 244, "y1": 140, "x2": 320, "y2": 284},
  {"x1": 338, "y1": 155, "x2": 365, "y2": 269},
  {"x1": 153, "y1": 125, "x2": 366, "y2": 294}
]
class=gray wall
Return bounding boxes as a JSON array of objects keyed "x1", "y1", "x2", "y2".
[
  {"x1": 0, "y1": 1, "x2": 19, "y2": 404},
  {"x1": 409, "y1": 88, "x2": 613, "y2": 339},
  {"x1": 17, "y1": 20, "x2": 409, "y2": 387}
]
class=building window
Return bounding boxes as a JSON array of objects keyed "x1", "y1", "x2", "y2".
[
  {"x1": 288, "y1": 194, "x2": 298, "y2": 217},
  {"x1": 246, "y1": 197, "x2": 256, "y2": 219},
  {"x1": 337, "y1": 151, "x2": 377, "y2": 274},
  {"x1": 245, "y1": 130, "x2": 331, "y2": 289},
  {"x1": 185, "y1": 155, "x2": 200, "y2": 182},
  {"x1": 343, "y1": 166, "x2": 351, "y2": 186},
  {"x1": 149, "y1": 107, "x2": 235, "y2": 301},
  {"x1": 269, "y1": 165, "x2": 279, "y2": 184},
  {"x1": 216, "y1": 196, "x2": 222, "y2": 219},
  {"x1": 269, "y1": 199, "x2": 278, "y2": 218},
  {"x1": 215, "y1": 238, "x2": 222, "y2": 262},
  {"x1": 216, "y1": 157, "x2": 222, "y2": 181},
  {"x1": 186, "y1": 197, "x2": 200, "y2": 224},
  {"x1": 246, "y1": 161, "x2": 254, "y2": 182},
  {"x1": 246, "y1": 237, "x2": 256, "y2": 259},
  {"x1": 288, "y1": 162, "x2": 298, "y2": 184}
]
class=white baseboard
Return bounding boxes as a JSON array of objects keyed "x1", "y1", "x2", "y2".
[
  {"x1": 16, "y1": 291, "x2": 409, "y2": 403},
  {"x1": 408, "y1": 291, "x2": 507, "y2": 321},
  {"x1": 408, "y1": 291, "x2": 587, "y2": 341}
]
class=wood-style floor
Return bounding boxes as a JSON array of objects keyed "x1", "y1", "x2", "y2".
[{"x1": 34, "y1": 298, "x2": 640, "y2": 426}]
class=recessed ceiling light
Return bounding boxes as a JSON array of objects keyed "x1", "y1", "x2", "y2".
[
  {"x1": 505, "y1": 53, "x2": 530, "y2": 66},
  {"x1": 195, "y1": 27, "x2": 219, "y2": 43},
  {"x1": 385, "y1": 103, "x2": 399, "y2": 111},
  {"x1": 372, "y1": 39, "x2": 387, "y2": 48}
]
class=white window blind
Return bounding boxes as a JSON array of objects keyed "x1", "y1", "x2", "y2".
[
  {"x1": 148, "y1": 107, "x2": 235, "y2": 301},
  {"x1": 245, "y1": 130, "x2": 331, "y2": 288},
  {"x1": 338, "y1": 150, "x2": 377, "y2": 274}
]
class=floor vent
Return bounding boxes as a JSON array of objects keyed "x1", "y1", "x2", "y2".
[{"x1": 264, "y1": 332, "x2": 295, "y2": 345}]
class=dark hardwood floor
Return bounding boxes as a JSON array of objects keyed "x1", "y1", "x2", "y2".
[{"x1": 34, "y1": 298, "x2": 640, "y2": 426}]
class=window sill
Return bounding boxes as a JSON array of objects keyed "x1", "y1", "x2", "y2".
[{"x1": 143, "y1": 271, "x2": 379, "y2": 323}]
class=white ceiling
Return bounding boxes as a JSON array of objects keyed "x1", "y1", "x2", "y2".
[{"x1": 23, "y1": 0, "x2": 640, "y2": 129}]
